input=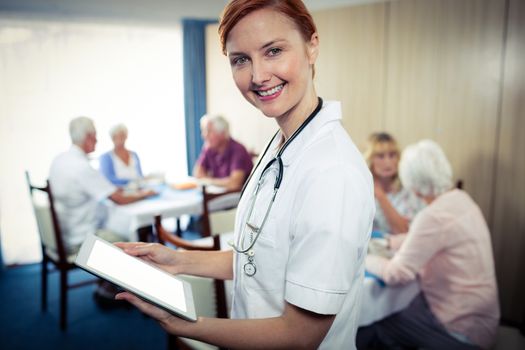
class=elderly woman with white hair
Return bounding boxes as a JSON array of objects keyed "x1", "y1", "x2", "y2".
[
  {"x1": 357, "y1": 140, "x2": 500, "y2": 350},
  {"x1": 99, "y1": 123, "x2": 144, "y2": 186}
]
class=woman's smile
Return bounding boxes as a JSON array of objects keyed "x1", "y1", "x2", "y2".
[{"x1": 253, "y1": 83, "x2": 286, "y2": 100}]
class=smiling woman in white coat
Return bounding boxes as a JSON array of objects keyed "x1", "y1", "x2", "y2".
[{"x1": 114, "y1": 1, "x2": 375, "y2": 348}]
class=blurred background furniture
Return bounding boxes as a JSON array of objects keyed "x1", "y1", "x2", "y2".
[{"x1": 25, "y1": 171, "x2": 96, "y2": 330}]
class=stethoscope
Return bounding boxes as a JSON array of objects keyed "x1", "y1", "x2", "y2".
[{"x1": 230, "y1": 97, "x2": 323, "y2": 276}]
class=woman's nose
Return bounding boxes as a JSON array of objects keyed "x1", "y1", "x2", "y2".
[{"x1": 251, "y1": 59, "x2": 271, "y2": 85}]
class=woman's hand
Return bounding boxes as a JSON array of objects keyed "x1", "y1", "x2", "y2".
[
  {"x1": 374, "y1": 179, "x2": 386, "y2": 200},
  {"x1": 114, "y1": 242, "x2": 182, "y2": 275},
  {"x1": 115, "y1": 292, "x2": 193, "y2": 334}
]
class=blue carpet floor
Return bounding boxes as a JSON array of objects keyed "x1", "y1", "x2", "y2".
[{"x1": 0, "y1": 263, "x2": 168, "y2": 350}]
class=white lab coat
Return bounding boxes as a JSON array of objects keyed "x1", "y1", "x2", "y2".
[{"x1": 231, "y1": 100, "x2": 375, "y2": 349}]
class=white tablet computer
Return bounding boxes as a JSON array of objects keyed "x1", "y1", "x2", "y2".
[{"x1": 75, "y1": 235, "x2": 197, "y2": 322}]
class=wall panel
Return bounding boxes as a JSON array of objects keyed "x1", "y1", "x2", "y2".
[
  {"x1": 314, "y1": 3, "x2": 387, "y2": 149},
  {"x1": 492, "y1": 0, "x2": 525, "y2": 324},
  {"x1": 384, "y1": 0, "x2": 506, "y2": 220}
]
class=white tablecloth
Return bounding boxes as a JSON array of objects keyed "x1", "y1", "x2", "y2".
[
  {"x1": 105, "y1": 187, "x2": 201, "y2": 240},
  {"x1": 358, "y1": 276, "x2": 420, "y2": 326},
  {"x1": 104, "y1": 186, "x2": 239, "y2": 240}
]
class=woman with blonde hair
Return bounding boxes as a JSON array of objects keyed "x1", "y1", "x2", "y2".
[{"x1": 364, "y1": 132, "x2": 425, "y2": 234}]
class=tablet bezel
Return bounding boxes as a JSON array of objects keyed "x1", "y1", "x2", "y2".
[{"x1": 75, "y1": 235, "x2": 197, "y2": 322}]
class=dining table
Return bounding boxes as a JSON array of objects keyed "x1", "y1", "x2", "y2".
[{"x1": 104, "y1": 183, "x2": 239, "y2": 241}]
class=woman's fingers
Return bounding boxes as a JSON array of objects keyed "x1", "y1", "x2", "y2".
[
  {"x1": 114, "y1": 241, "x2": 147, "y2": 250},
  {"x1": 116, "y1": 292, "x2": 172, "y2": 321},
  {"x1": 114, "y1": 242, "x2": 158, "y2": 257}
]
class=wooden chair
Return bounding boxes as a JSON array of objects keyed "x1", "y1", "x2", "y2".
[
  {"x1": 155, "y1": 185, "x2": 240, "y2": 350},
  {"x1": 25, "y1": 171, "x2": 96, "y2": 330}
]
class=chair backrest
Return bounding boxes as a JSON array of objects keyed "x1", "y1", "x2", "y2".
[
  {"x1": 201, "y1": 185, "x2": 240, "y2": 238},
  {"x1": 25, "y1": 171, "x2": 68, "y2": 264}
]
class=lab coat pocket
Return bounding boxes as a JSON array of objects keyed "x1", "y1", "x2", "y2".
[{"x1": 244, "y1": 235, "x2": 284, "y2": 292}]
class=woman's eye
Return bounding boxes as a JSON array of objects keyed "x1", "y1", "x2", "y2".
[
  {"x1": 232, "y1": 56, "x2": 249, "y2": 66},
  {"x1": 267, "y1": 47, "x2": 282, "y2": 57}
]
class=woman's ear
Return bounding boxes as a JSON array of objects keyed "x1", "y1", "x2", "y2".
[{"x1": 307, "y1": 32, "x2": 319, "y2": 64}]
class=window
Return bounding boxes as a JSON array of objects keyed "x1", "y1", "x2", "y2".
[{"x1": 0, "y1": 18, "x2": 186, "y2": 264}]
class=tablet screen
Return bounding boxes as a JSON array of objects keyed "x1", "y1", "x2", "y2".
[
  {"x1": 76, "y1": 235, "x2": 196, "y2": 321},
  {"x1": 87, "y1": 240, "x2": 187, "y2": 312}
]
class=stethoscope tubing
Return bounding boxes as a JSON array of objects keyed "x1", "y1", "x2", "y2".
[{"x1": 231, "y1": 98, "x2": 324, "y2": 254}]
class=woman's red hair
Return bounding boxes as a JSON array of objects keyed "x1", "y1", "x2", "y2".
[{"x1": 218, "y1": 0, "x2": 317, "y2": 55}]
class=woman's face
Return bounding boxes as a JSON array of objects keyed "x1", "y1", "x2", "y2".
[
  {"x1": 112, "y1": 131, "x2": 127, "y2": 148},
  {"x1": 371, "y1": 143, "x2": 399, "y2": 179},
  {"x1": 225, "y1": 8, "x2": 318, "y2": 121},
  {"x1": 201, "y1": 121, "x2": 225, "y2": 150}
]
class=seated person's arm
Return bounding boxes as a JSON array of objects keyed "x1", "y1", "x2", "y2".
[
  {"x1": 99, "y1": 152, "x2": 129, "y2": 186},
  {"x1": 133, "y1": 152, "x2": 144, "y2": 178},
  {"x1": 109, "y1": 188, "x2": 155, "y2": 205},
  {"x1": 201, "y1": 169, "x2": 246, "y2": 191},
  {"x1": 375, "y1": 183, "x2": 410, "y2": 234},
  {"x1": 193, "y1": 162, "x2": 208, "y2": 179},
  {"x1": 366, "y1": 214, "x2": 442, "y2": 285},
  {"x1": 193, "y1": 160, "x2": 246, "y2": 191}
]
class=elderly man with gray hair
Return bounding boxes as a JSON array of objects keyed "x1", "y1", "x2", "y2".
[
  {"x1": 193, "y1": 114, "x2": 253, "y2": 191},
  {"x1": 49, "y1": 116, "x2": 155, "y2": 305},
  {"x1": 357, "y1": 140, "x2": 499, "y2": 350}
]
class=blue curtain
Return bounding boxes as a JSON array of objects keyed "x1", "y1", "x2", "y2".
[{"x1": 182, "y1": 18, "x2": 218, "y2": 174}]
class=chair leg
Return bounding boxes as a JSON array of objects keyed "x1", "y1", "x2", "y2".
[
  {"x1": 60, "y1": 269, "x2": 68, "y2": 331},
  {"x1": 41, "y1": 257, "x2": 48, "y2": 312},
  {"x1": 138, "y1": 225, "x2": 153, "y2": 242},
  {"x1": 175, "y1": 218, "x2": 182, "y2": 237},
  {"x1": 167, "y1": 333, "x2": 177, "y2": 350}
]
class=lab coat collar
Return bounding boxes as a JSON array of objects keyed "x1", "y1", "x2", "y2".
[{"x1": 269, "y1": 100, "x2": 342, "y2": 167}]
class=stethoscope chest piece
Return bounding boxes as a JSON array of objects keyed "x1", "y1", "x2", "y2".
[
  {"x1": 243, "y1": 250, "x2": 256, "y2": 276},
  {"x1": 243, "y1": 261, "x2": 256, "y2": 276}
]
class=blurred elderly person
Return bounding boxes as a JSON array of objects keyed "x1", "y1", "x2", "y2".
[
  {"x1": 193, "y1": 114, "x2": 253, "y2": 191},
  {"x1": 357, "y1": 140, "x2": 499, "y2": 350},
  {"x1": 99, "y1": 123, "x2": 144, "y2": 186},
  {"x1": 49, "y1": 117, "x2": 155, "y2": 305},
  {"x1": 364, "y1": 132, "x2": 425, "y2": 235},
  {"x1": 49, "y1": 117, "x2": 155, "y2": 254}
]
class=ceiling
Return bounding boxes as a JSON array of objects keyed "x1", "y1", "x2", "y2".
[{"x1": 0, "y1": 0, "x2": 386, "y2": 23}]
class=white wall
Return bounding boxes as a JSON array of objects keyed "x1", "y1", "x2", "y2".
[{"x1": 0, "y1": 18, "x2": 186, "y2": 264}]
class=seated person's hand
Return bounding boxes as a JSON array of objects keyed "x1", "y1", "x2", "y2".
[
  {"x1": 170, "y1": 181, "x2": 198, "y2": 190},
  {"x1": 140, "y1": 189, "x2": 158, "y2": 198},
  {"x1": 368, "y1": 237, "x2": 393, "y2": 259},
  {"x1": 373, "y1": 180, "x2": 386, "y2": 199}
]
